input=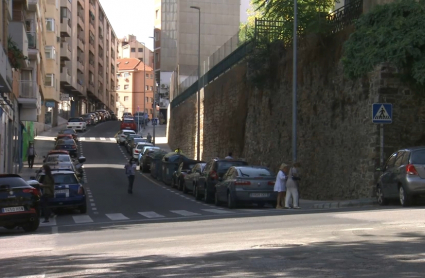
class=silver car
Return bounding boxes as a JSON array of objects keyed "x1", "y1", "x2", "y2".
[
  {"x1": 214, "y1": 166, "x2": 277, "y2": 208},
  {"x1": 377, "y1": 147, "x2": 425, "y2": 206}
]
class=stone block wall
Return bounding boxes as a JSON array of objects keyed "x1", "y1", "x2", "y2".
[{"x1": 168, "y1": 30, "x2": 425, "y2": 200}]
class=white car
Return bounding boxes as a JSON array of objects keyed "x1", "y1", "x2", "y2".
[
  {"x1": 133, "y1": 142, "x2": 153, "y2": 160},
  {"x1": 115, "y1": 129, "x2": 136, "y2": 145},
  {"x1": 67, "y1": 117, "x2": 87, "y2": 132}
]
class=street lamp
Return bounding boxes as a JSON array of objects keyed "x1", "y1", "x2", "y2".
[
  {"x1": 141, "y1": 41, "x2": 146, "y2": 130},
  {"x1": 190, "y1": 5, "x2": 201, "y2": 161},
  {"x1": 292, "y1": 0, "x2": 298, "y2": 163},
  {"x1": 149, "y1": 35, "x2": 156, "y2": 146}
]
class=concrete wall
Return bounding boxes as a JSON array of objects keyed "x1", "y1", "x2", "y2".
[{"x1": 168, "y1": 30, "x2": 425, "y2": 200}]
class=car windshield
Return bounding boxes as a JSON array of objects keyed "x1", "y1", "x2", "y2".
[
  {"x1": 123, "y1": 119, "x2": 135, "y2": 123},
  {"x1": 61, "y1": 129, "x2": 75, "y2": 134},
  {"x1": 38, "y1": 174, "x2": 78, "y2": 184},
  {"x1": 411, "y1": 150, "x2": 425, "y2": 164},
  {"x1": 46, "y1": 155, "x2": 71, "y2": 163},
  {"x1": 237, "y1": 168, "x2": 274, "y2": 178},
  {"x1": 0, "y1": 177, "x2": 30, "y2": 188},
  {"x1": 136, "y1": 143, "x2": 151, "y2": 150},
  {"x1": 68, "y1": 118, "x2": 81, "y2": 122},
  {"x1": 57, "y1": 139, "x2": 75, "y2": 145},
  {"x1": 217, "y1": 161, "x2": 248, "y2": 172},
  {"x1": 123, "y1": 131, "x2": 135, "y2": 136}
]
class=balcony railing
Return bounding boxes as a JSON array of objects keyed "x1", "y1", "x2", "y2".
[
  {"x1": 19, "y1": 81, "x2": 37, "y2": 98},
  {"x1": 27, "y1": 32, "x2": 37, "y2": 49}
]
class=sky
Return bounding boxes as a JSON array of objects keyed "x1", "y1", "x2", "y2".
[{"x1": 100, "y1": 0, "x2": 251, "y2": 51}]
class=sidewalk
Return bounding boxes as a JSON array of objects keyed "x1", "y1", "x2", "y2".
[
  {"x1": 298, "y1": 198, "x2": 377, "y2": 209},
  {"x1": 137, "y1": 122, "x2": 170, "y2": 152}
]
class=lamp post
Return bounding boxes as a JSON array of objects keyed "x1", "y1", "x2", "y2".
[
  {"x1": 141, "y1": 42, "x2": 146, "y2": 130},
  {"x1": 190, "y1": 5, "x2": 201, "y2": 161},
  {"x1": 149, "y1": 35, "x2": 156, "y2": 146},
  {"x1": 292, "y1": 0, "x2": 298, "y2": 163}
]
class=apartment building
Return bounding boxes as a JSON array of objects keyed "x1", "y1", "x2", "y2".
[
  {"x1": 118, "y1": 34, "x2": 154, "y2": 67},
  {"x1": 58, "y1": 0, "x2": 118, "y2": 119},
  {"x1": 116, "y1": 58, "x2": 154, "y2": 120}
]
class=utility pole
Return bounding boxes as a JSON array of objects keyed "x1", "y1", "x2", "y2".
[
  {"x1": 141, "y1": 42, "x2": 146, "y2": 130},
  {"x1": 149, "y1": 34, "x2": 156, "y2": 146},
  {"x1": 191, "y1": 5, "x2": 201, "y2": 160},
  {"x1": 292, "y1": 0, "x2": 298, "y2": 163}
]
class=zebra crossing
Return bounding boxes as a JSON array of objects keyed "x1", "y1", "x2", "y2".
[
  {"x1": 39, "y1": 208, "x2": 274, "y2": 226},
  {"x1": 79, "y1": 137, "x2": 116, "y2": 142}
]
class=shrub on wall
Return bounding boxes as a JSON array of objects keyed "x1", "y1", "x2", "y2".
[{"x1": 342, "y1": 0, "x2": 425, "y2": 87}]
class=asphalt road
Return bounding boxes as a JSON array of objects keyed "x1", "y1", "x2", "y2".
[{"x1": 2, "y1": 121, "x2": 425, "y2": 277}]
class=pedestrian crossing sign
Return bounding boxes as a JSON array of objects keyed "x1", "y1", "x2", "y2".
[{"x1": 372, "y1": 103, "x2": 392, "y2": 124}]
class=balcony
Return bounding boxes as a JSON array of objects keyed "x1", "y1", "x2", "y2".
[
  {"x1": 88, "y1": 81, "x2": 95, "y2": 93},
  {"x1": 77, "y1": 12, "x2": 84, "y2": 27},
  {"x1": 26, "y1": 31, "x2": 39, "y2": 60},
  {"x1": 28, "y1": 0, "x2": 38, "y2": 12},
  {"x1": 98, "y1": 74, "x2": 104, "y2": 84},
  {"x1": 60, "y1": 42, "x2": 71, "y2": 61},
  {"x1": 89, "y1": 59, "x2": 95, "y2": 72},
  {"x1": 60, "y1": 18, "x2": 71, "y2": 37},
  {"x1": 89, "y1": 43, "x2": 95, "y2": 54},
  {"x1": 78, "y1": 38, "x2": 85, "y2": 51},
  {"x1": 98, "y1": 55, "x2": 104, "y2": 67},
  {"x1": 60, "y1": 0, "x2": 71, "y2": 9},
  {"x1": 18, "y1": 81, "x2": 38, "y2": 107},
  {"x1": 0, "y1": 44, "x2": 13, "y2": 93},
  {"x1": 77, "y1": 59, "x2": 85, "y2": 73},
  {"x1": 60, "y1": 69, "x2": 71, "y2": 86},
  {"x1": 8, "y1": 22, "x2": 29, "y2": 64}
]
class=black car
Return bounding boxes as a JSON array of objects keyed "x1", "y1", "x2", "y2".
[
  {"x1": 172, "y1": 160, "x2": 203, "y2": 192},
  {"x1": 58, "y1": 128, "x2": 78, "y2": 141},
  {"x1": 196, "y1": 159, "x2": 248, "y2": 203},
  {"x1": 81, "y1": 114, "x2": 94, "y2": 125},
  {"x1": 55, "y1": 139, "x2": 78, "y2": 157},
  {"x1": 0, "y1": 174, "x2": 40, "y2": 232},
  {"x1": 140, "y1": 148, "x2": 164, "y2": 173},
  {"x1": 184, "y1": 163, "x2": 206, "y2": 196}
]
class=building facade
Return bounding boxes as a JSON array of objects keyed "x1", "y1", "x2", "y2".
[
  {"x1": 116, "y1": 58, "x2": 154, "y2": 120},
  {"x1": 117, "y1": 34, "x2": 154, "y2": 67}
]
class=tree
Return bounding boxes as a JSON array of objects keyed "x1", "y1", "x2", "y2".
[{"x1": 342, "y1": 0, "x2": 425, "y2": 86}]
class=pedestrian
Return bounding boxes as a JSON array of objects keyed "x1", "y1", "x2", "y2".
[
  {"x1": 39, "y1": 164, "x2": 55, "y2": 223},
  {"x1": 27, "y1": 142, "x2": 37, "y2": 168},
  {"x1": 274, "y1": 163, "x2": 289, "y2": 209},
  {"x1": 285, "y1": 162, "x2": 301, "y2": 209},
  {"x1": 147, "y1": 133, "x2": 152, "y2": 143},
  {"x1": 225, "y1": 152, "x2": 233, "y2": 159},
  {"x1": 124, "y1": 158, "x2": 137, "y2": 194},
  {"x1": 175, "y1": 147, "x2": 182, "y2": 154}
]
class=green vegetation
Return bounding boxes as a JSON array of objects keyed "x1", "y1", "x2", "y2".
[
  {"x1": 8, "y1": 36, "x2": 28, "y2": 69},
  {"x1": 342, "y1": 0, "x2": 425, "y2": 86}
]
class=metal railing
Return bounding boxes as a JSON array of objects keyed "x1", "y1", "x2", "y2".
[
  {"x1": 0, "y1": 42, "x2": 13, "y2": 89},
  {"x1": 326, "y1": 0, "x2": 363, "y2": 34},
  {"x1": 19, "y1": 81, "x2": 37, "y2": 98}
]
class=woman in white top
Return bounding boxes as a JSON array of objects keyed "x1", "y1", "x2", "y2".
[
  {"x1": 274, "y1": 163, "x2": 289, "y2": 209},
  {"x1": 285, "y1": 162, "x2": 301, "y2": 209}
]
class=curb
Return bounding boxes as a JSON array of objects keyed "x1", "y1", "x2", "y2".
[{"x1": 311, "y1": 198, "x2": 377, "y2": 209}]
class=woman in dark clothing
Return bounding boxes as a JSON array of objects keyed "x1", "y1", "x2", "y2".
[{"x1": 39, "y1": 164, "x2": 55, "y2": 223}]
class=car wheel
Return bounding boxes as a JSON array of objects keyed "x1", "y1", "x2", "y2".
[
  {"x1": 376, "y1": 186, "x2": 388, "y2": 206},
  {"x1": 182, "y1": 181, "x2": 188, "y2": 194},
  {"x1": 79, "y1": 203, "x2": 87, "y2": 214},
  {"x1": 204, "y1": 188, "x2": 212, "y2": 203},
  {"x1": 194, "y1": 185, "x2": 201, "y2": 200},
  {"x1": 3, "y1": 225, "x2": 16, "y2": 230},
  {"x1": 22, "y1": 217, "x2": 40, "y2": 232},
  {"x1": 214, "y1": 192, "x2": 221, "y2": 206},
  {"x1": 399, "y1": 186, "x2": 412, "y2": 207},
  {"x1": 227, "y1": 192, "x2": 236, "y2": 209}
]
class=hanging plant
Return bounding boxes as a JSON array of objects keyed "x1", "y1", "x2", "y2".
[{"x1": 8, "y1": 36, "x2": 28, "y2": 69}]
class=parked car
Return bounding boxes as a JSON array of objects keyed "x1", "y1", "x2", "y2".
[
  {"x1": 115, "y1": 129, "x2": 136, "y2": 145},
  {"x1": 127, "y1": 137, "x2": 148, "y2": 154},
  {"x1": 376, "y1": 147, "x2": 425, "y2": 207},
  {"x1": 110, "y1": 111, "x2": 117, "y2": 121},
  {"x1": 215, "y1": 166, "x2": 277, "y2": 208},
  {"x1": 58, "y1": 129, "x2": 78, "y2": 141},
  {"x1": 54, "y1": 138, "x2": 78, "y2": 158},
  {"x1": 184, "y1": 163, "x2": 206, "y2": 197},
  {"x1": 55, "y1": 134, "x2": 74, "y2": 142},
  {"x1": 96, "y1": 109, "x2": 109, "y2": 121},
  {"x1": 196, "y1": 158, "x2": 248, "y2": 203},
  {"x1": 89, "y1": 113, "x2": 99, "y2": 124},
  {"x1": 0, "y1": 174, "x2": 40, "y2": 232},
  {"x1": 122, "y1": 112, "x2": 132, "y2": 119},
  {"x1": 67, "y1": 117, "x2": 87, "y2": 132},
  {"x1": 81, "y1": 114, "x2": 94, "y2": 125},
  {"x1": 139, "y1": 148, "x2": 162, "y2": 173},
  {"x1": 120, "y1": 117, "x2": 137, "y2": 131},
  {"x1": 46, "y1": 150, "x2": 70, "y2": 156},
  {"x1": 124, "y1": 134, "x2": 142, "y2": 154},
  {"x1": 42, "y1": 153, "x2": 73, "y2": 164},
  {"x1": 33, "y1": 170, "x2": 87, "y2": 213},
  {"x1": 132, "y1": 142, "x2": 153, "y2": 160},
  {"x1": 172, "y1": 160, "x2": 203, "y2": 192}
]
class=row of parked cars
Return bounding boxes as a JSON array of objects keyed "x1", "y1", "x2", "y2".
[
  {"x1": 67, "y1": 110, "x2": 117, "y2": 132},
  {"x1": 115, "y1": 129, "x2": 156, "y2": 161},
  {"x1": 0, "y1": 128, "x2": 87, "y2": 233}
]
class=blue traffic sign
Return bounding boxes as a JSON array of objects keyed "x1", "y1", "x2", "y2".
[{"x1": 372, "y1": 103, "x2": 392, "y2": 124}]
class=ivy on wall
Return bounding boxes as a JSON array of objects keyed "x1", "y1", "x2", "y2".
[{"x1": 342, "y1": 0, "x2": 425, "y2": 86}]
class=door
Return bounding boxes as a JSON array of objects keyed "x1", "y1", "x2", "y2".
[
  {"x1": 198, "y1": 162, "x2": 211, "y2": 193},
  {"x1": 381, "y1": 152, "x2": 398, "y2": 197}
]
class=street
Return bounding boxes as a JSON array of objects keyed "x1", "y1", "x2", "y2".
[{"x1": 1, "y1": 121, "x2": 425, "y2": 277}]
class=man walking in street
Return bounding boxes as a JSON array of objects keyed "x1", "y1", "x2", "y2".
[
  {"x1": 147, "y1": 133, "x2": 152, "y2": 143},
  {"x1": 124, "y1": 158, "x2": 137, "y2": 194},
  {"x1": 225, "y1": 152, "x2": 233, "y2": 159},
  {"x1": 27, "y1": 142, "x2": 37, "y2": 168}
]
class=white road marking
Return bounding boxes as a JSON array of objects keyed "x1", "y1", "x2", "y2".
[
  {"x1": 100, "y1": 137, "x2": 106, "y2": 141},
  {"x1": 105, "y1": 213, "x2": 129, "y2": 220},
  {"x1": 341, "y1": 228, "x2": 374, "y2": 231},
  {"x1": 202, "y1": 209, "x2": 233, "y2": 214},
  {"x1": 90, "y1": 203, "x2": 96, "y2": 206},
  {"x1": 72, "y1": 215, "x2": 94, "y2": 224},
  {"x1": 138, "y1": 211, "x2": 165, "y2": 218},
  {"x1": 94, "y1": 212, "x2": 99, "y2": 214},
  {"x1": 170, "y1": 210, "x2": 200, "y2": 217},
  {"x1": 92, "y1": 207, "x2": 97, "y2": 210},
  {"x1": 80, "y1": 137, "x2": 85, "y2": 141},
  {"x1": 90, "y1": 137, "x2": 95, "y2": 140},
  {"x1": 89, "y1": 199, "x2": 94, "y2": 202}
]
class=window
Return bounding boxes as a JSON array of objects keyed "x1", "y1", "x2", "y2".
[
  {"x1": 155, "y1": 31, "x2": 159, "y2": 41},
  {"x1": 155, "y1": 9, "x2": 159, "y2": 19},
  {"x1": 155, "y1": 53, "x2": 159, "y2": 63},
  {"x1": 124, "y1": 96, "x2": 129, "y2": 101},
  {"x1": 150, "y1": 97, "x2": 153, "y2": 103},
  {"x1": 138, "y1": 58, "x2": 143, "y2": 62},
  {"x1": 45, "y1": 74, "x2": 54, "y2": 87},
  {"x1": 150, "y1": 109, "x2": 153, "y2": 114},
  {"x1": 145, "y1": 73, "x2": 149, "y2": 78},
  {"x1": 138, "y1": 48, "x2": 143, "y2": 52},
  {"x1": 124, "y1": 85, "x2": 129, "y2": 90},
  {"x1": 45, "y1": 46, "x2": 56, "y2": 59},
  {"x1": 116, "y1": 85, "x2": 120, "y2": 90},
  {"x1": 146, "y1": 85, "x2": 149, "y2": 91},
  {"x1": 150, "y1": 74, "x2": 153, "y2": 79},
  {"x1": 46, "y1": 18, "x2": 55, "y2": 31},
  {"x1": 150, "y1": 86, "x2": 153, "y2": 91},
  {"x1": 384, "y1": 153, "x2": 398, "y2": 171},
  {"x1": 131, "y1": 48, "x2": 136, "y2": 52},
  {"x1": 146, "y1": 97, "x2": 149, "y2": 103},
  {"x1": 124, "y1": 72, "x2": 130, "y2": 77}
]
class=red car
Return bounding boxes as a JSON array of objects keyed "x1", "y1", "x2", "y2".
[{"x1": 120, "y1": 117, "x2": 137, "y2": 131}]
